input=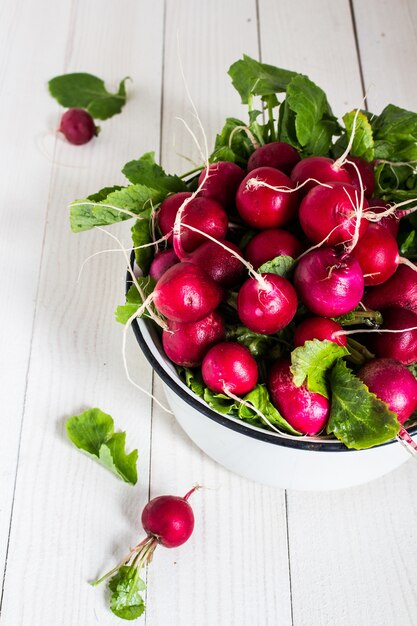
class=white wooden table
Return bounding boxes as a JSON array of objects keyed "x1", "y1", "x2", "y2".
[{"x1": 2, "y1": 1, "x2": 417, "y2": 624}]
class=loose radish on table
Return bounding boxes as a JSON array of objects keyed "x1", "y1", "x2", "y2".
[{"x1": 59, "y1": 108, "x2": 98, "y2": 145}]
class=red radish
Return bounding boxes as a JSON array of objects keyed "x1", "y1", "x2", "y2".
[
  {"x1": 268, "y1": 359, "x2": 330, "y2": 435},
  {"x1": 149, "y1": 248, "x2": 179, "y2": 281},
  {"x1": 236, "y1": 166, "x2": 299, "y2": 229},
  {"x1": 187, "y1": 239, "x2": 246, "y2": 288},
  {"x1": 162, "y1": 311, "x2": 225, "y2": 367},
  {"x1": 202, "y1": 342, "x2": 258, "y2": 395},
  {"x1": 59, "y1": 108, "x2": 97, "y2": 145},
  {"x1": 141, "y1": 489, "x2": 197, "y2": 548},
  {"x1": 351, "y1": 223, "x2": 399, "y2": 286},
  {"x1": 247, "y1": 142, "x2": 300, "y2": 175},
  {"x1": 299, "y1": 182, "x2": 369, "y2": 247},
  {"x1": 290, "y1": 156, "x2": 352, "y2": 195},
  {"x1": 157, "y1": 192, "x2": 192, "y2": 244},
  {"x1": 294, "y1": 317, "x2": 347, "y2": 347},
  {"x1": 344, "y1": 156, "x2": 375, "y2": 198},
  {"x1": 198, "y1": 161, "x2": 245, "y2": 209},
  {"x1": 237, "y1": 273, "x2": 298, "y2": 334},
  {"x1": 358, "y1": 358, "x2": 417, "y2": 424},
  {"x1": 294, "y1": 247, "x2": 364, "y2": 316},
  {"x1": 367, "y1": 198, "x2": 400, "y2": 237},
  {"x1": 244, "y1": 228, "x2": 303, "y2": 269},
  {"x1": 153, "y1": 262, "x2": 223, "y2": 323},
  {"x1": 363, "y1": 265, "x2": 417, "y2": 314},
  {"x1": 368, "y1": 307, "x2": 417, "y2": 365}
]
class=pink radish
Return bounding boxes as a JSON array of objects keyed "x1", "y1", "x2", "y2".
[
  {"x1": 294, "y1": 317, "x2": 347, "y2": 347},
  {"x1": 247, "y1": 142, "x2": 300, "y2": 175},
  {"x1": 351, "y1": 223, "x2": 399, "y2": 286},
  {"x1": 344, "y1": 156, "x2": 375, "y2": 198},
  {"x1": 294, "y1": 247, "x2": 364, "y2": 316},
  {"x1": 141, "y1": 488, "x2": 197, "y2": 548},
  {"x1": 363, "y1": 265, "x2": 417, "y2": 314},
  {"x1": 299, "y1": 182, "x2": 369, "y2": 247},
  {"x1": 368, "y1": 307, "x2": 417, "y2": 365},
  {"x1": 367, "y1": 198, "x2": 400, "y2": 237},
  {"x1": 244, "y1": 228, "x2": 303, "y2": 269},
  {"x1": 162, "y1": 311, "x2": 225, "y2": 367},
  {"x1": 201, "y1": 342, "x2": 258, "y2": 395},
  {"x1": 187, "y1": 239, "x2": 246, "y2": 289},
  {"x1": 237, "y1": 273, "x2": 298, "y2": 335},
  {"x1": 290, "y1": 156, "x2": 352, "y2": 195},
  {"x1": 236, "y1": 166, "x2": 299, "y2": 229},
  {"x1": 157, "y1": 192, "x2": 192, "y2": 244},
  {"x1": 198, "y1": 161, "x2": 245, "y2": 209},
  {"x1": 59, "y1": 108, "x2": 97, "y2": 145},
  {"x1": 268, "y1": 359, "x2": 330, "y2": 435},
  {"x1": 149, "y1": 248, "x2": 179, "y2": 281}
]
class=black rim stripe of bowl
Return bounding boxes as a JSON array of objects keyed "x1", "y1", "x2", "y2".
[{"x1": 128, "y1": 253, "x2": 416, "y2": 453}]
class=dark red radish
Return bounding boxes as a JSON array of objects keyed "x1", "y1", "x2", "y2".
[
  {"x1": 149, "y1": 248, "x2": 179, "y2": 281},
  {"x1": 237, "y1": 273, "x2": 298, "y2": 335},
  {"x1": 162, "y1": 311, "x2": 225, "y2": 367},
  {"x1": 236, "y1": 166, "x2": 299, "y2": 229},
  {"x1": 198, "y1": 161, "x2": 245, "y2": 209},
  {"x1": 244, "y1": 228, "x2": 303, "y2": 269},
  {"x1": 368, "y1": 307, "x2": 417, "y2": 365},
  {"x1": 351, "y1": 223, "x2": 399, "y2": 286},
  {"x1": 299, "y1": 182, "x2": 369, "y2": 247},
  {"x1": 344, "y1": 156, "x2": 375, "y2": 198},
  {"x1": 59, "y1": 108, "x2": 97, "y2": 145},
  {"x1": 167, "y1": 196, "x2": 228, "y2": 254},
  {"x1": 153, "y1": 262, "x2": 223, "y2": 323},
  {"x1": 293, "y1": 317, "x2": 347, "y2": 347},
  {"x1": 141, "y1": 489, "x2": 197, "y2": 548},
  {"x1": 268, "y1": 359, "x2": 330, "y2": 435},
  {"x1": 363, "y1": 265, "x2": 417, "y2": 314},
  {"x1": 188, "y1": 239, "x2": 246, "y2": 289},
  {"x1": 290, "y1": 156, "x2": 352, "y2": 195},
  {"x1": 358, "y1": 358, "x2": 417, "y2": 424},
  {"x1": 202, "y1": 342, "x2": 258, "y2": 395},
  {"x1": 294, "y1": 247, "x2": 364, "y2": 317},
  {"x1": 367, "y1": 198, "x2": 400, "y2": 238},
  {"x1": 247, "y1": 142, "x2": 300, "y2": 175},
  {"x1": 157, "y1": 192, "x2": 193, "y2": 244}
]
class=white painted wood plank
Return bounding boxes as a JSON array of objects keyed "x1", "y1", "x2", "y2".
[
  {"x1": 145, "y1": 2, "x2": 293, "y2": 624},
  {"x1": 0, "y1": 0, "x2": 72, "y2": 588},
  {"x1": 0, "y1": 1, "x2": 164, "y2": 624}
]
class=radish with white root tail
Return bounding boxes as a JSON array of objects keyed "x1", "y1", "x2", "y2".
[
  {"x1": 351, "y1": 223, "x2": 401, "y2": 286},
  {"x1": 201, "y1": 342, "x2": 258, "y2": 395},
  {"x1": 366, "y1": 307, "x2": 417, "y2": 365},
  {"x1": 344, "y1": 156, "x2": 375, "y2": 198},
  {"x1": 149, "y1": 248, "x2": 179, "y2": 281},
  {"x1": 366, "y1": 198, "x2": 400, "y2": 237},
  {"x1": 186, "y1": 238, "x2": 246, "y2": 288},
  {"x1": 247, "y1": 141, "x2": 301, "y2": 174},
  {"x1": 290, "y1": 156, "x2": 352, "y2": 195},
  {"x1": 156, "y1": 191, "x2": 192, "y2": 244},
  {"x1": 91, "y1": 486, "x2": 200, "y2": 620},
  {"x1": 293, "y1": 317, "x2": 347, "y2": 347},
  {"x1": 198, "y1": 161, "x2": 245, "y2": 209}
]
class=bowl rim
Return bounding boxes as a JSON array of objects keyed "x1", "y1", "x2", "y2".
[{"x1": 128, "y1": 259, "x2": 417, "y2": 453}]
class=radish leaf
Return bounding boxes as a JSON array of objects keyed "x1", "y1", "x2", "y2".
[
  {"x1": 109, "y1": 566, "x2": 146, "y2": 620},
  {"x1": 226, "y1": 325, "x2": 284, "y2": 359},
  {"x1": 290, "y1": 339, "x2": 349, "y2": 398},
  {"x1": 342, "y1": 110, "x2": 374, "y2": 162},
  {"x1": 115, "y1": 278, "x2": 156, "y2": 324},
  {"x1": 228, "y1": 55, "x2": 296, "y2": 104},
  {"x1": 239, "y1": 384, "x2": 301, "y2": 435},
  {"x1": 257, "y1": 255, "x2": 295, "y2": 276},
  {"x1": 131, "y1": 219, "x2": 153, "y2": 274},
  {"x1": 122, "y1": 152, "x2": 186, "y2": 192}
]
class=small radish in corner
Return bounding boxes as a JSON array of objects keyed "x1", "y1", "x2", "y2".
[
  {"x1": 236, "y1": 166, "x2": 299, "y2": 229},
  {"x1": 367, "y1": 307, "x2": 417, "y2": 365},
  {"x1": 268, "y1": 359, "x2": 330, "y2": 435},
  {"x1": 294, "y1": 247, "x2": 364, "y2": 317},
  {"x1": 247, "y1": 142, "x2": 300, "y2": 175},
  {"x1": 162, "y1": 311, "x2": 225, "y2": 367},
  {"x1": 244, "y1": 228, "x2": 303, "y2": 269},
  {"x1": 344, "y1": 156, "x2": 375, "y2": 198},
  {"x1": 198, "y1": 161, "x2": 245, "y2": 209},
  {"x1": 59, "y1": 108, "x2": 98, "y2": 145},
  {"x1": 351, "y1": 223, "x2": 399, "y2": 286},
  {"x1": 290, "y1": 156, "x2": 352, "y2": 195},
  {"x1": 149, "y1": 248, "x2": 179, "y2": 281},
  {"x1": 237, "y1": 273, "x2": 298, "y2": 335},
  {"x1": 187, "y1": 239, "x2": 246, "y2": 289},
  {"x1": 202, "y1": 342, "x2": 258, "y2": 395},
  {"x1": 363, "y1": 265, "x2": 417, "y2": 314},
  {"x1": 294, "y1": 317, "x2": 347, "y2": 347}
]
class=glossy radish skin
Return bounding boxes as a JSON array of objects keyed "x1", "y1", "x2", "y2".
[
  {"x1": 153, "y1": 262, "x2": 223, "y2": 323},
  {"x1": 299, "y1": 182, "x2": 369, "y2": 246},
  {"x1": 149, "y1": 248, "x2": 179, "y2": 281},
  {"x1": 294, "y1": 248, "x2": 364, "y2": 316},
  {"x1": 358, "y1": 358, "x2": 417, "y2": 424},
  {"x1": 162, "y1": 311, "x2": 225, "y2": 367},
  {"x1": 367, "y1": 198, "x2": 400, "y2": 238},
  {"x1": 290, "y1": 156, "x2": 352, "y2": 195},
  {"x1": 293, "y1": 317, "x2": 347, "y2": 347},
  {"x1": 369, "y1": 307, "x2": 417, "y2": 365},
  {"x1": 198, "y1": 161, "x2": 245, "y2": 209},
  {"x1": 236, "y1": 166, "x2": 299, "y2": 229},
  {"x1": 344, "y1": 156, "x2": 375, "y2": 198},
  {"x1": 363, "y1": 265, "x2": 417, "y2": 314},
  {"x1": 188, "y1": 239, "x2": 246, "y2": 289},
  {"x1": 247, "y1": 142, "x2": 300, "y2": 175},
  {"x1": 244, "y1": 229, "x2": 303, "y2": 269},
  {"x1": 141, "y1": 494, "x2": 195, "y2": 548},
  {"x1": 351, "y1": 223, "x2": 399, "y2": 286},
  {"x1": 237, "y1": 274, "x2": 298, "y2": 335},
  {"x1": 268, "y1": 359, "x2": 330, "y2": 435},
  {"x1": 59, "y1": 108, "x2": 97, "y2": 145},
  {"x1": 202, "y1": 342, "x2": 258, "y2": 395},
  {"x1": 157, "y1": 192, "x2": 192, "y2": 244}
]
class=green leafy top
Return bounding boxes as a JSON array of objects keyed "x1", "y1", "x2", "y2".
[
  {"x1": 48, "y1": 73, "x2": 130, "y2": 120},
  {"x1": 290, "y1": 339, "x2": 349, "y2": 399},
  {"x1": 66, "y1": 408, "x2": 138, "y2": 484},
  {"x1": 109, "y1": 566, "x2": 146, "y2": 620},
  {"x1": 228, "y1": 54, "x2": 296, "y2": 104},
  {"x1": 257, "y1": 255, "x2": 295, "y2": 277}
]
